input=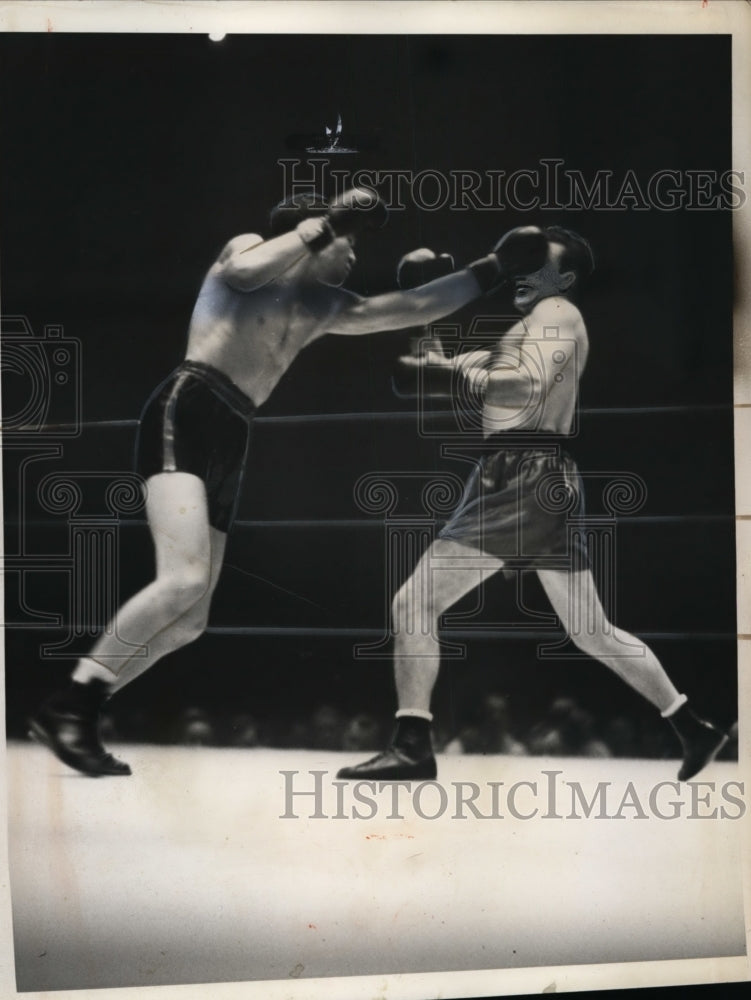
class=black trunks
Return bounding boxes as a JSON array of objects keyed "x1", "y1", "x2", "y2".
[
  {"x1": 438, "y1": 432, "x2": 589, "y2": 571},
  {"x1": 135, "y1": 360, "x2": 256, "y2": 533}
]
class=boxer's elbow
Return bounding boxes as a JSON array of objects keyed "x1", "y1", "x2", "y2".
[
  {"x1": 221, "y1": 257, "x2": 270, "y2": 292},
  {"x1": 217, "y1": 235, "x2": 267, "y2": 291}
]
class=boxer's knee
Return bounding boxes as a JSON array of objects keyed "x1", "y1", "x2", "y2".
[
  {"x1": 568, "y1": 620, "x2": 615, "y2": 659},
  {"x1": 153, "y1": 570, "x2": 211, "y2": 625},
  {"x1": 392, "y1": 576, "x2": 445, "y2": 636}
]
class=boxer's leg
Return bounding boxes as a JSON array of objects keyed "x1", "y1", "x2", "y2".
[
  {"x1": 338, "y1": 538, "x2": 503, "y2": 780},
  {"x1": 30, "y1": 472, "x2": 217, "y2": 776},
  {"x1": 538, "y1": 567, "x2": 728, "y2": 780}
]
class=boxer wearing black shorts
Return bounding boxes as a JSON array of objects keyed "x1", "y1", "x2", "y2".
[
  {"x1": 135, "y1": 360, "x2": 256, "y2": 533},
  {"x1": 338, "y1": 231, "x2": 727, "y2": 783},
  {"x1": 30, "y1": 190, "x2": 552, "y2": 776}
]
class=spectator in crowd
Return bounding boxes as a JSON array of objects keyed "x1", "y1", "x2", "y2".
[{"x1": 528, "y1": 697, "x2": 611, "y2": 758}]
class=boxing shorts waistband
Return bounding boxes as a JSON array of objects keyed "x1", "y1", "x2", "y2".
[
  {"x1": 481, "y1": 430, "x2": 574, "y2": 455},
  {"x1": 177, "y1": 360, "x2": 256, "y2": 418}
]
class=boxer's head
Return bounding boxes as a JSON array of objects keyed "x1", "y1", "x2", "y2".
[
  {"x1": 314, "y1": 232, "x2": 356, "y2": 287},
  {"x1": 543, "y1": 226, "x2": 595, "y2": 286},
  {"x1": 511, "y1": 226, "x2": 594, "y2": 313}
]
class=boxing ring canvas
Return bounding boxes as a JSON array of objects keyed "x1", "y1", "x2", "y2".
[{"x1": 0, "y1": 3, "x2": 749, "y2": 1000}]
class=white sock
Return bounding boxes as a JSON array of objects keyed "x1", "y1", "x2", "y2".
[
  {"x1": 660, "y1": 693, "x2": 688, "y2": 718},
  {"x1": 395, "y1": 708, "x2": 433, "y2": 722},
  {"x1": 71, "y1": 657, "x2": 116, "y2": 687}
]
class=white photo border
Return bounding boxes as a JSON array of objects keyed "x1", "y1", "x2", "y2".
[{"x1": 0, "y1": 3, "x2": 748, "y2": 999}]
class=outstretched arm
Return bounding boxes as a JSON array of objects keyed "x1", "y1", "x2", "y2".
[
  {"x1": 326, "y1": 224, "x2": 550, "y2": 336},
  {"x1": 325, "y1": 270, "x2": 484, "y2": 336}
]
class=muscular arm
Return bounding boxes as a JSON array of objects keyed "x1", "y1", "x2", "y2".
[
  {"x1": 218, "y1": 228, "x2": 315, "y2": 292},
  {"x1": 325, "y1": 270, "x2": 483, "y2": 336}
]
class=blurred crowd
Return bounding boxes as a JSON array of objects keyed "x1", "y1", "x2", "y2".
[{"x1": 95, "y1": 692, "x2": 739, "y2": 763}]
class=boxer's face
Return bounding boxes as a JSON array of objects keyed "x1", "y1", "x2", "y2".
[
  {"x1": 512, "y1": 242, "x2": 575, "y2": 314},
  {"x1": 315, "y1": 234, "x2": 356, "y2": 287}
]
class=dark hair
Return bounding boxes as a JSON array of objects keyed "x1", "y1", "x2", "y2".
[
  {"x1": 269, "y1": 192, "x2": 329, "y2": 236},
  {"x1": 543, "y1": 226, "x2": 595, "y2": 285}
]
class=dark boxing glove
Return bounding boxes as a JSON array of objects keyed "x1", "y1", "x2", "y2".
[
  {"x1": 397, "y1": 248, "x2": 455, "y2": 290},
  {"x1": 328, "y1": 187, "x2": 388, "y2": 235},
  {"x1": 394, "y1": 250, "x2": 457, "y2": 398},
  {"x1": 304, "y1": 187, "x2": 388, "y2": 252},
  {"x1": 468, "y1": 226, "x2": 549, "y2": 293}
]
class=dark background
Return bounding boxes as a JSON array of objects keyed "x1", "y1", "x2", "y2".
[{"x1": 0, "y1": 33, "x2": 737, "y2": 750}]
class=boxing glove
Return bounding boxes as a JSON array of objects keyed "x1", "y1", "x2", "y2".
[
  {"x1": 328, "y1": 187, "x2": 389, "y2": 236},
  {"x1": 397, "y1": 248, "x2": 455, "y2": 290},
  {"x1": 468, "y1": 226, "x2": 549, "y2": 293}
]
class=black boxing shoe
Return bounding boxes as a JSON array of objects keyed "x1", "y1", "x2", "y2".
[
  {"x1": 668, "y1": 703, "x2": 728, "y2": 781},
  {"x1": 336, "y1": 746, "x2": 437, "y2": 781},
  {"x1": 28, "y1": 680, "x2": 131, "y2": 778},
  {"x1": 676, "y1": 721, "x2": 728, "y2": 781}
]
